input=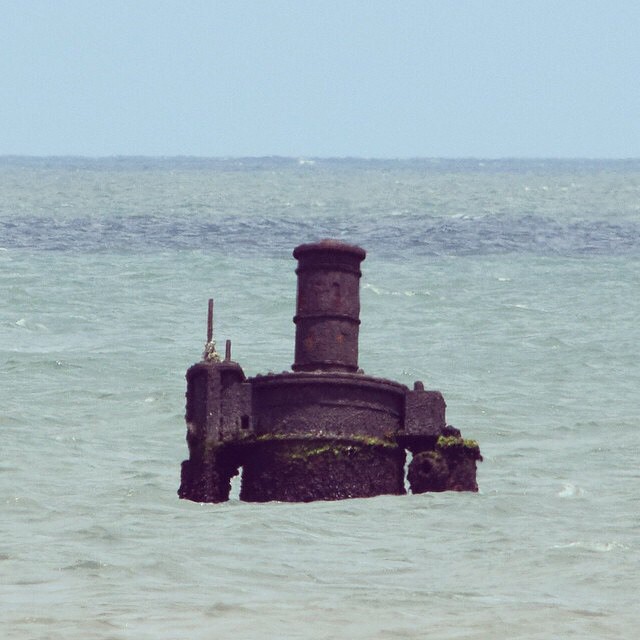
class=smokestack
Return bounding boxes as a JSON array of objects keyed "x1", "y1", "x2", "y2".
[{"x1": 292, "y1": 239, "x2": 366, "y2": 373}]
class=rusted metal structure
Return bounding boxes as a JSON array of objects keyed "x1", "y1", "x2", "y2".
[{"x1": 179, "y1": 239, "x2": 481, "y2": 502}]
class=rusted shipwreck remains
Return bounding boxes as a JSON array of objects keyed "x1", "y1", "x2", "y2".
[{"x1": 179, "y1": 240, "x2": 481, "y2": 503}]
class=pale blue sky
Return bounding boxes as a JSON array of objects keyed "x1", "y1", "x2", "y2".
[{"x1": 2, "y1": 0, "x2": 639, "y2": 157}]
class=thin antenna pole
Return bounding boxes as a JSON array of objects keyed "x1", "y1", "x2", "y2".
[{"x1": 207, "y1": 298, "x2": 214, "y2": 344}]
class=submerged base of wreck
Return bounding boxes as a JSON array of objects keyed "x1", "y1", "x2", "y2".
[{"x1": 179, "y1": 433, "x2": 481, "y2": 503}]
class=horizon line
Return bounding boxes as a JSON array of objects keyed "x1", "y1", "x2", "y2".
[{"x1": 1, "y1": 154, "x2": 639, "y2": 162}]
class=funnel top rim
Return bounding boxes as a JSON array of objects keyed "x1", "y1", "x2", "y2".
[{"x1": 293, "y1": 239, "x2": 366, "y2": 260}]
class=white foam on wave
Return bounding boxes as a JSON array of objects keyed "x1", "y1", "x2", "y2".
[
  {"x1": 557, "y1": 483, "x2": 585, "y2": 498},
  {"x1": 554, "y1": 541, "x2": 629, "y2": 553},
  {"x1": 15, "y1": 318, "x2": 48, "y2": 331},
  {"x1": 362, "y1": 283, "x2": 383, "y2": 295}
]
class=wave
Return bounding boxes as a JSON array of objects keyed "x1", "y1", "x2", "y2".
[{"x1": 2, "y1": 213, "x2": 639, "y2": 257}]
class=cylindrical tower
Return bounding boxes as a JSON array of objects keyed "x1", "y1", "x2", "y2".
[{"x1": 292, "y1": 239, "x2": 366, "y2": 373}]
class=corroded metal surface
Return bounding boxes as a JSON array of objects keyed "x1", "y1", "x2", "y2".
[
  {"x1": 293, "y1": 240, "x2": 365, "y2": 373},
  {"x1": 179, "y1": 240, "x2": 481, "y2": 503}
]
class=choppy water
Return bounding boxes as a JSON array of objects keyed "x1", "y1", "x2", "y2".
[{"x1": 1, "y1": 157, "x2": 639, "y2": 638}]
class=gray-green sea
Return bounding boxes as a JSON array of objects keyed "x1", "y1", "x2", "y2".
[{"x1": 1, "y1": 157, "x2": 639, "y2": 639}]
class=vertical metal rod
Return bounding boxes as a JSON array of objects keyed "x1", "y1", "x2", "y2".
[
  {"x1": 207, "y1": 298, "x2": 214, "y2": 344},
  {"x1": 225, "y1": 339, "x2": 231, "y2": 361}
]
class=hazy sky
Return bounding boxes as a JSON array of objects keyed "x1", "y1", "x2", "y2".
[{"x1": 2, "y1": 0, "x2": 639, "y2": 158}]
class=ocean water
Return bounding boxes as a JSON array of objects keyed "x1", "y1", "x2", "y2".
[{"x1": 1, "y1": 157, "x2": 639, "y2": 639}]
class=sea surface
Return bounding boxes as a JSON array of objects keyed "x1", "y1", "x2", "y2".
[{"x1": 1, "y1": 157, "x2": 639, "y2": 639}]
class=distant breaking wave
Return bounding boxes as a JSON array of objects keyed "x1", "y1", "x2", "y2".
[{"x1": 1, "y1": 213, "x2": 639, "y2": 256}]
